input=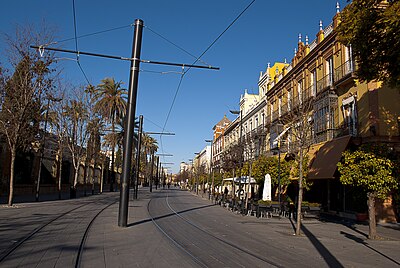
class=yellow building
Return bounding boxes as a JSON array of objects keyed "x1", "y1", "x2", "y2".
[{"x1": 255, "y1": 6, "x2": 399, "y2": 222}]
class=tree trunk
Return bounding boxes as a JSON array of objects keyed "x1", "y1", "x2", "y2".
[
  {"x1": 367, "y1": 192, "x2": 377, "y2": 239},
  {"x1": 83, "y1": 159, "x2": 88, "y2": 197},
  {"x1": 73, "y1": 162, "x2": 79, "y2": 189},
  {"x1": 57, "y1": 146, "x2": 63, "y2": 200},
  {"x1": 110, "y1": 146, "x2": 115, "y2": 192},
  {"x1": 91, "y1": 161, "x2": 96, "y2": 195},
  {"x1": 110, "y1": 120, "x2": 116, "y2": 192},
  {"x1": 295, "y1": 149, "x2": 304, "y2": 236},
  {"x1": 245, "y1": 162, "x2": 252, "y2": 213},
  {"x1": 100, "y1": 162, "x2": 104, "y2": 194},
  {"x1": 8, "y1": 147, "x2": 16, "y2": 206}
]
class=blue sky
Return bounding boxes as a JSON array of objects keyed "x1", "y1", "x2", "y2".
[{"x1": 1, "y1": 0, "x2": 347, "y2": 173}]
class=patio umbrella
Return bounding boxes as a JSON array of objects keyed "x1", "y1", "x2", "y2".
[{"x1": 262, "y1": 174, "x2": 272, "y2": 201}]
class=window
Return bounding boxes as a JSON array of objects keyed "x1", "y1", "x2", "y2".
[
  {"x1": 270, "y1": 103, "x2": 273, "y2": 121},
  {"x1": 313, "y1": 91, "x2": 338, "y2": 142},
  {"x1": 311, "y1": 69, "x2": 316, "y2": 96},
  {"x1": 278, "y1": 97, "x2": 282, "y2": 117},
  {"x1": 297, "y1": 80, "x2": 303, "y2": 104},
  {"x1": 326, "y1": 56, "x2": 334, "y2": 85},
  {"x1": 341, "y1": 95, "x2": 357, "y2": 136},
  {"x1": 344, "y1": 45, "x2": 353, "y2": 73},
  {"x1": 287, "y1": 90, "x2": 291, "y2": 111}
]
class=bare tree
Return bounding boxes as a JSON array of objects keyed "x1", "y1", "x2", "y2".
[
  {"x1": 64, "y1": 86, "x2": 91, "y2": 192},
  {"x1": 280, "y1": 87, "x2": 314, "y2": 235},
  {"x1": 0, "y1": 24, "x2": 56, "y2": 206},
  {"x1": 46, "y1": 84, "x2": 66, "y2": 199}
]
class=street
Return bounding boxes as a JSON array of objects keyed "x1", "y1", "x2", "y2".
[{"x1": 0, "y1": 188, "x2": 399, "y2": 267}]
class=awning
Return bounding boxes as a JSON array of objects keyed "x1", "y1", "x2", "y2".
[
  {"x1": 308, "y1": 135, "x2": 351, "y2": 179},
  {"x1": 223, "y1": 176, "x2": 257, "y2": 184}
]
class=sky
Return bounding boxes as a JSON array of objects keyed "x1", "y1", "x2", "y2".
[{"x1": 1, "y1": 0, "x2": 347, "y2": 173}]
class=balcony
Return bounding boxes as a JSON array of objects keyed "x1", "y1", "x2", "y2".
[
  {"x1": 272, "y1": 110, "x2": 279, "y2": 122},
  {"x1": 303, "y1": 84, "x2": 315, "y2": 102},
  {"x1": 316, "y1": 74, "x2": 333, "y2": 95},
  {"x1": 281, "y1": 102, "x2": 289, "y2": 116},
  {"x1": 265, "y1": 115, "x2": 271, "y2": 126},
  {"x1": 334, "y1": 60, "x2": 356, "y2": 87}
]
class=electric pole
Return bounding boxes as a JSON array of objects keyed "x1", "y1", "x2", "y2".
[{"x1": 118, "y1": 19, "x2": 143, "y2": 227}]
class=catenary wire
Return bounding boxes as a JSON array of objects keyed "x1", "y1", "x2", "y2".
[
  {"x1": 159, "y1": 0, "x2": 256, "y2": 159},
  {"x1": 56, "y1": 24, "x2": 133, "y2": 44},
  {"x1": 72, "y1": 0, "x2": 92, "y2": 86},
  {"x1": 145, "y1": 25, "x2": 210, "y2": 66}
]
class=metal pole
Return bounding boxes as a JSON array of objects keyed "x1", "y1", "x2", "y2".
[
  {"x1": 135, "y1": 115, "x2": 143, "y2": 199},
  {"x1": 118, "y1": 19, "x2": 143, "y2": 227},
  {"x1": 36, "y1": 98, "x2": 50, "y2": 202},
  {"x1": 209, "y1": 143, "x2": 212, "y2": 199},
  {"x1": 149, "y1": 152, "x2": 154, "y2": 192},
  {"x1": 278, "y1": 140, "x2": 281, "y2": 211},
  {"x1": 239, "y1": 111, "x2": 243, "y2": 201},
  {"x1": 155, "y1": 156, "x2": 159, "y2": 190}
]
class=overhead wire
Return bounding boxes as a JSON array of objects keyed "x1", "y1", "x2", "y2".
[
  {"x1": 162, "y1": 0, "x2": 256, "y2": 131},
  {"x1": 145, "y1": 25, "x2": 210, "y2": 66},
  {"x1": 158, "y1": 0, "x2": 256, "y2": 160},
  {"x1": 144, "y1": 116, "x2": 171, "y2": 132},
  {"x1": 56, "y1": 24, "x2": 133, "y2": 44},
  {"x1": 72, "y1": 0, "x2": 92, "y2": 86}
]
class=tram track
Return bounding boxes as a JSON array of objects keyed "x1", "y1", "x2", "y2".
[
  {"x1": 0, "y1": 194, "x2": 118, "y2": 267},
  {"x1": 147, "y1": 190, "x2": 283, "y2": 268}
]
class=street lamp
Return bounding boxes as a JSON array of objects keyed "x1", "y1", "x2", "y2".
[
  {"x1": 230, "y1": 109, "x2": 243, "y2": 200},
  {"x1": 188, "y1": 158, "x2": 194, "y2": 193},
  {"x1": 205, "y1": 139, "x2": 213, "y2": 200},
  {"x1": 194, "y1": 152, "x2": 200, "y2": 195},
  {"x1": 36, "y1": 95, "x2": 62, "y2": 202}
]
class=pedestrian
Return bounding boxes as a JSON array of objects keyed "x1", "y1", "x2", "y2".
[{"x1": 224, "y1": 186, "x2": 228, "y2": 201}]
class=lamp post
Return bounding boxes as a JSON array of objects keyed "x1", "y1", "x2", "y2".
[
  {"x1": 194, "y1": 152, "x2": 200, "y2": 195},
  {"x1": 188, "y1": 158, "x2": 194, "y2": 192},
  {"x1": 160, "y1": 162, "x2": 173, "y2": 189},
  {"x1": 205, "y1": 139, "x2": 213, "y2": 200},
  {"x1": 277, "y1": 140, "x2": 281, "y2": 209},
  {"x1": 156, "y1": 154, "x2": 172, "y2": 190},
  {"x1": 36, "y1": 95, "x2": 62, "y2": 202},
  {"x1": 230, "y1": 109, "x2": 243, "y2": 200}
]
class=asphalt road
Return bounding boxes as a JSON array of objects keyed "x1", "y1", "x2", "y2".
[{"x1": 0, "y1": 188, "x2": 399, "y2": 268}]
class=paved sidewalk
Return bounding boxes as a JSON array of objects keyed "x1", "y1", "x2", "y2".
[
  {"x1": 1, "y1": 188, "x2": 399, "y2": 267},
  {"x1": 83, "y1": 189, "x2": 400, "y2": 267}
]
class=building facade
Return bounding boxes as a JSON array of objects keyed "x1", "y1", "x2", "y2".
[
  {"x1": 218, "y1": 4, "x2": 399, "y2": 221},
  {"x1": 211, "y1": 115, "x2": 231, "y2": 171}
]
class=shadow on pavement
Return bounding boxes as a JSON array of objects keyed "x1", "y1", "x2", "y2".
[
  {"x1": 340, "y1": 231, "x2": 400, "y2": 266},
  {"x1": 127, "y1": 203, "x2": 215, "y2": 227},
  {"x1": 297, "y1": 220, "x2": 344, "y2": 268}
]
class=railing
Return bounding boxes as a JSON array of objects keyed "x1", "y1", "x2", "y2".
[
  {"x1": 316, "y1": 73, "x2": 333, "y2": 94},
  {"x1": 265, "y1": 114, "x2": 271, "y2": 125},
  {"x1": 281, "y1": 102, "x2": 289, "y2": 115},
  {"x1": 334, "y1": 59, "x2": 354, "y2": 83},
  {"x1": 324, "y1": 22, "x2": 334, "y2": 37},
  {"x1": 286, "y1": 64, "x2": 293, "y2": 73},
  {"x1": 270, "y1": 81, "x2": 275, "y2": 88},
  {"x1": 255, "y1": 124, "x2": 265, "y2": 135},
  {"x1": 292, "y1": 96, "x2": 300, "y2": 109},
  {"x1": 303, "y1": 84, "x2": 315, "y2": 102},
  {"x1": 272, "y1": 110, "x2": 279, "y2": 122},
  {"x1": 309, "y1": 39, "x2": 317, "y2": 52}
]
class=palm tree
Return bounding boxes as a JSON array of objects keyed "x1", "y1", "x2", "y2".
[
  {"x1": 141, "y1": 134, "x2": 158, "y2": 186},
  {"x1": 93, "y1": 78, "x2": 127, "y2": 191}
]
